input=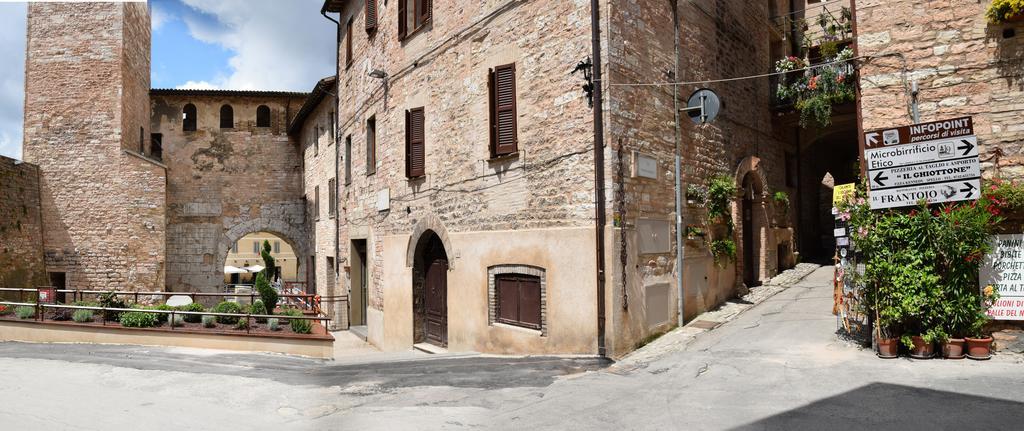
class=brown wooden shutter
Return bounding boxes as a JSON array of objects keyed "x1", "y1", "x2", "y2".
[
  {"x1": 365, "y1": 0, "x2": 378, "y2": 33},
  {"x1": 519, "y1": 277, "x2": 541, "y2": 328},
  {"x1": 346, "y1": 18, "x2": 354, "y2": 68},
  {"x1": 398, "y1": 0, "x2": 407, "y2": 40},
  {"x1": 488, "y1": 68, "x2": 497, "y2": 156},
  {"x1": 424, "y1": 0, "x2": 432, "y2": 25},
  {"x1": 496, "y1": 277, "x2": 519, "y2": 324},
  {"x1": 406, "y1": 108, "x2": 425, "y2": 177},
  {"x1": 490, "y1": 63, "x2": 518, "y2": 156}
]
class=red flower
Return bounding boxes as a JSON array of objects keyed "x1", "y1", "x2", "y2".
[
  {"x1": 909, "y1": 209, "x2": 918, "y2": 216},
  {"x1": 808, "y1": 75, "x2": 820, "y2": 90}
]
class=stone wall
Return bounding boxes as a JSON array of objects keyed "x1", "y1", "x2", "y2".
[
  {"x1": 330, "y1": 0, "x2": 598, "y2": 352},
  {"x1": 603, "y1": 0, "x2": 797, "y2": 356},
  {"x1": 0, "y1": 156, "x2": 46, "y2": 289},
  {"x1": 22, "y1": 3, "x2": 166, "y2": 291},
  {"x1": 151, "y1": 93, "x2": 309, "y2": 292},
  {"x1": 856, "y1": 0, "x2": 1024, "y2": 178},
  {"x1": 297, "y1": 89, "x2": 344, "y2": 327}
]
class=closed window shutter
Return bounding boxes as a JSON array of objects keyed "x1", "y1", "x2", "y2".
[
  {"x1": 490, "y1": 63, "x2": 518, "y2": 156},
  {"x1": 496, "y1": 277, "x2": 519, "y2": 323},
  {"x1": 519, "y1": 277, "x2": 541, "y2": 328},
  {"x1": 407, "y1": 108, "x2": 425, "y2": 177},
  {"x1": 398, "y1": 0, "x2": 407, "y2": 40},
  {"x1": 424, "y1": 0, "x2": 432, "y2": 25},
  {"x1": 365, "y1": 0, "x2": 377, "y2": 33}
]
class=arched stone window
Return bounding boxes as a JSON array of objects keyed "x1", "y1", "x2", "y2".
[
  {"x1": 220, "y1": 104, "x2": 234, "y2": 129},
  {"x1": 182, "y1": 103, "x2": 197, "y2": 131},
  {"x1": 256, "y1": 105, "x2": 271, "y2": 127}
]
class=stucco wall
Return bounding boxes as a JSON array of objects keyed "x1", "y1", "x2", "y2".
[{"x1": 151, "y1": 94, "x2": 309, "y2": 292}]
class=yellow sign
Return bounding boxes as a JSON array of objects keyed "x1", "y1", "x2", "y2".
[{"x1": 833, "y1": 183, "x2": 856, "y2": 206}]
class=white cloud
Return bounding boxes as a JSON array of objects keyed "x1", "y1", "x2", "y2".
[
  {"x1": 178, "y1": 0, "x2": 336, "y2": 91},
  {"x1": 150, "y1": 3, "x2": 173, "y2": 31},
  {"x1": 175, "y1": 80, "x2": 220, "y2": 90},
  {"x1": 0, "y1": 2, "x2": 26, "y2": 160}
]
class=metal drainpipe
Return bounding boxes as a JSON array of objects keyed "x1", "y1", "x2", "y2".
[
  {"x1": 672, "y1": 0, "x2": 685, "y2": 328},
  {"x1": 321, "y1": 6, "x2": 342, "y2": 329},
  {"x1": 590, "y1": 0, "x2": 607, "y2": 358}
]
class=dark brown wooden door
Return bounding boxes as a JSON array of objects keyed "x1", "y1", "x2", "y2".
[
  {"x1": 742, "y1": 180, "x2": 756, "y2": 287},
  {"x1": 424, "y1": 259, "x2": 448, "y2": 346}
]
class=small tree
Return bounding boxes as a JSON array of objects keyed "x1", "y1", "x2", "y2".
[{"x1": 256, "y1": 240, "x2": 279, "y2": 314}]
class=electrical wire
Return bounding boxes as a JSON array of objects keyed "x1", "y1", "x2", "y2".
[{"x1": 608, "y1": 55, "x2": 865, "y2": 87}]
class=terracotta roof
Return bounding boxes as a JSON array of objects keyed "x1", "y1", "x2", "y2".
[
  {"x1": 287, "y1": 76, "x2": 337, "y2": 136},
  {"x1": 150, "y1": 88, "x2": 309, "y2": 98}
]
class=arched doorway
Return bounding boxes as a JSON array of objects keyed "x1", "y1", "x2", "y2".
[
  {"x1": 222, "y1": 231, "x2": 299, "y2": 288},
  {"x1": 741, "y1": 172, "x2": 765, "y2": 287},
  {"x1": 412, "y1": 231, "x2": 449, "y2": 347}
]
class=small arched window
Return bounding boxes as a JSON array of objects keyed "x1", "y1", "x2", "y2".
[
  {"x1": 220, "y1": 104, "x2": 234, "y2": 129},
  {"x1": 182, "y1": 103, "x2": 197, "y2": 131},
  {"x1": 256, "y1": 105, "x2": 271, "y2": 127}
]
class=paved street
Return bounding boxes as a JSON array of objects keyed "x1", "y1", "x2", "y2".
[{"x1": 2, "y1": 266, "x2": 1023, "y2": 430}]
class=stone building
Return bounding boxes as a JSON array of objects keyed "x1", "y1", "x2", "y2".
[{"x1": 0, "y1": 156, "x2": 46, "y2": 291}]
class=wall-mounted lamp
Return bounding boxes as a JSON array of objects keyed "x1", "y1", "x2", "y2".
[{"x1": 368, "y1": 69, "x2": 388, "y2": 80}]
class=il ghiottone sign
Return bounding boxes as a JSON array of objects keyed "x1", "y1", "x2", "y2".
[
  {"x1": 863, "y1": 117, "x2": 980, "y2": 210},
  {"x1": 980, "y1": 234, "x2": 1024, "y2": 320}
]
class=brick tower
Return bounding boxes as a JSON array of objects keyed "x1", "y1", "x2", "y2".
[{"x1": 22, "y1": 2, "x2": 166, "y2": 291}]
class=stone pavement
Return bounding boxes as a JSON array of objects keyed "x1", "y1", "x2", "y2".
[
  {"x1": 613, "y1": 262, "x2": 821, "y2": 369},
  {"x1": 3, "y1": 265, "x2": 1024, "y2": 430}
]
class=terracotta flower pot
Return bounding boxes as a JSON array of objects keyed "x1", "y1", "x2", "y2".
[
  {"x1": 909, "y1": 336, "x2": 934, "y2": 359},
  {"x1": 941, "y1": 338, "x2": 966, "y2": 359},
  {"x1": 966, "y1": 337, "x2": 993, "y2": 360},
  {"x1": 876, "y1": 337, "x2": 899, "y2": 358}
]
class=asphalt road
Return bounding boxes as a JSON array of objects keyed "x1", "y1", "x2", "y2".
[{"x1": 2, "y1": 267, "x2": 1022, "y2": 430}]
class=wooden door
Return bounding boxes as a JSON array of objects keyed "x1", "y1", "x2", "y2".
[
  {"x1": 424, "y1": 259, "x2": 448, "y2": 346},
  {"x1": 742, "y1": 183, "x2": 756, "y2": 287}
]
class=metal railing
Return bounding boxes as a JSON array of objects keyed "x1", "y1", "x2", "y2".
[
  {"x1": 0, "y1": 300, "x2": 331, "y2": 337},
  {"x1": 0, "y1": 287, "x2": 320, "y2": 312}
]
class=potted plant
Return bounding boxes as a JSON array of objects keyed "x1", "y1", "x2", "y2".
[
  {"x1": 686, "y1": 184, "x2": 707, "y2": 206},
  {"x1": 986, "y1": 0, "x2": 1024, "y2": 24},
  {"x1": 966, "y1": 285, "x2": 1000, "y2": 360},
  {"x1": 772, "y1": 191, "x2": 790, "y2": 227}
]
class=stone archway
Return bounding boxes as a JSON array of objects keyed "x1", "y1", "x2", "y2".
[
  {"x1": 405, "y1": 213, "x2": 455, "y2": 269},
  {"x1": 733, "y1": 156, "x2": 771, "y2": 287},
  {"x1": 216, "y1": 217, "x2": 310, "y2": 290}
]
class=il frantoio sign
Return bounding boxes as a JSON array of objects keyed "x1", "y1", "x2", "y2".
[{"x1": 981, "y1": 234, "x2": 1024, "y2": 320}]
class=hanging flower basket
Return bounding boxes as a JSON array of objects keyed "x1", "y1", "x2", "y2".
[
  {"x1": 774, "y1": 47, "x2": 856, "y2": 128},
  {"x1": 986, "y1": 0, "x2": 1024, "y2": 24}
]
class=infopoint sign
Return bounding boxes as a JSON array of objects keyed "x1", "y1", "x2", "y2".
[{"x1": 863, "y1": 117, "x2": 980, "y2": 210}]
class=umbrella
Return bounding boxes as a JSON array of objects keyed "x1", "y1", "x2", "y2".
[
  {"x1": 224, "y1": 265, "x2": 247, "y2": 274},
  {"x1": 243, "y1": 265, "x2": 265, "y2": 273}
]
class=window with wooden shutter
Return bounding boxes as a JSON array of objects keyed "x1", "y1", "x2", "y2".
[
  {"x1": 328, "y1": 177, "x2": 337, "y2": 218},
  {"x1": 399, "y1": 0, "x2": 431, "y2": 41},
  {"x1": 495, "y1": 274, "x2": 541, "y2": 330},
  {"x1": 346, "y1": 17, "x2": 354, "y2": 69},
  {"x1": 314, "y1": 185, "x2": 320, "y2": 220},
  {"x1": 365, "y1": 0, "x2": 377, "y2": 33},
  {"x1": 366, "y1": 117, "x2": 376, "y2": 175},
  {"x1": 488, "y1": 63, "x2": 518, "y2": 157},
  {"x1": 344, "y1": 136, "x2": 352, "y2": 185},
  {"x1": 405, "y1": 108, "x2": 425, "y2": 178}
]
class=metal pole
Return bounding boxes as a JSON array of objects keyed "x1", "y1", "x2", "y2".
[
  {"x1": 672, "y1": 0, "x2": 686, "y2": 327},
  {"x1": 590, "y1": 0, "x2": 607, "y2": 358}
]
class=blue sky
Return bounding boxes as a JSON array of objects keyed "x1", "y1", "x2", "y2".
[{"x1": 0, "y1": 0, "x2": 335, "y2": 160}]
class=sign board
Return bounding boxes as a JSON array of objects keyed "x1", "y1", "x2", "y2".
[
  {"x1": 980, "y1": 234, "x2": 1024, "y2": 320},
  {"x1": 863, "y1": 117, "x2": 980, "y2": 209},
  {"x1": 633, "y1": 152, "x2": 658, "y2": 179},
  {"x1": 376, "y1": 188, "x2": 390, "y2": 212},
  {"x1": 833, "y1": 183, "x2": 856, "y2": 206},
  {"x1": 37, "y1": 287, "x2": 56, "y2": 304}
]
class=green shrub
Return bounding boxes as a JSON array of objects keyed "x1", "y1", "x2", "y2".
[
  {"x1": 98, "y1": 291, "x2": 127, "y2": 321},
  {"x1": 119, "y1": 311, "x2": 159, "y2": 328},
  {"x1": 290, "y1": 317, "x2": 312, "y2": 334},
  {"x1": 170, "y1": 314, "x2": 185, "y2": 327},
  {"x1": 201, "y1": 315, "x2": 216, "y2": 328},
  {"x1": 706, "y1": 175, "x2": 738, "y2": 225},
  {"x1": 235, "y1": 317, "x2": 250, "y2": 330},
  {"x1": 267, "y1": 318, "x2": 281, "y2": 331},
  {"x1": 150, "y1": 304, "x2": 174, "y2": 323},
  {"x1": 249, "y1": 300, "x2": 268, "y2": 322},
  {"x1": 15, "y1": 306, "x2": 35, "y2": 319},
  {"x1": 213, "y1": 301, "x2": 242, "y2": 324},
  {"x1": 709, "y1": 239, "x2": 737, "y2": 266},
  {"x1": 254, "y1": 272, "x2": 278, "y2": 317},
  {"x1": 72, "y1": 309, "x2": 94, "y2": 323},
  {"x1": 176, "y1": 303, "x2": 205, "y2": 323}
]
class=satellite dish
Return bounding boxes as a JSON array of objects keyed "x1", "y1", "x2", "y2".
[{"x1": 686, "y1": 88, "x2": 721, "y2": 124}]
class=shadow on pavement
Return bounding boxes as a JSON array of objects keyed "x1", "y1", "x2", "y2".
[{"x1": 732, "y1": 382, "x2": 1024, "y2": 431}]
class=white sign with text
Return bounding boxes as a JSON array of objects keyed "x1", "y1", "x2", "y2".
[{"x1": 981, "y1": 234, "x2": 1024, "y2": 320}]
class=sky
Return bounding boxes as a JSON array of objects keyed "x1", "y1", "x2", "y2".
[{"x1": 0, "y1": 0, "x2": 336, "y2": 160}]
